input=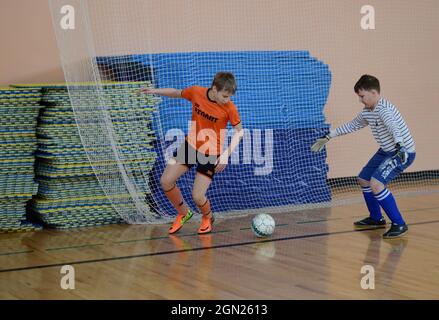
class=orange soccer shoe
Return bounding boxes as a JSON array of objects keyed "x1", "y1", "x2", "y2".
[
  {"x1": 168, "y1": 209, "x2": 193, "y2": 234},
  {"x1": 198, "y1": 212, "x2": 215, "y2": 234}
]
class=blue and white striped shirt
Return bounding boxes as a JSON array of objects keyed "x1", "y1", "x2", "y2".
[{"x1": 329, "y1": 98, "x2": 415, "y2": 152}]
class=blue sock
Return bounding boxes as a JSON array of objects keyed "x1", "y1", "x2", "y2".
[
  {"x1": 374, "y1": 188, "x2": 405, "y2": 225},
  {"x1": 362, "y1": 186, "x2": 382, "y2": 221}
]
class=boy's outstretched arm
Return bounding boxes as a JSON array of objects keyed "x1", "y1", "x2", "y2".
[
  {"x1": 140, "y1": 87, "x2": 182, "y2": 98},
  {"x1": 215, "y1": 123, "x2": 244, "y2": 173},
  {"x1": 311, "y1": 112, "x2": 368, "y2": 152}
]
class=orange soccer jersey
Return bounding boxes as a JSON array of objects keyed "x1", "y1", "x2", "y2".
[{"x1": 181, "y1": 86, "x2": 241, "y2": 156}]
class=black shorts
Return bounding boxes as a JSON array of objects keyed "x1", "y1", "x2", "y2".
[{"x1": 173, "y1": 140, "x2": 218, "y2": 179}]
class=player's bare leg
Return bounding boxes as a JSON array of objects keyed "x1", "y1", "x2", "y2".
[
  {"x1": 370, "y1": 178, "x2": 385, "y2": 194},
  {"x1": 161, "y1": 159, "x2": 193, "y2": 234},
  {"x1": 358, "y1": 177, "x2": 370, "y2": 187},
  {"x1": 192, "y1": 173, "x2": 214, "y2": 234}
]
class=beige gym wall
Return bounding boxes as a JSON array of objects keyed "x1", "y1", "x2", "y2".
[
  {"x1": 1, "y1": 0, "x2": 438, "y2": 178},
  {"x1": 0, "y1": 0, "x2": 64, "y2": 85}
]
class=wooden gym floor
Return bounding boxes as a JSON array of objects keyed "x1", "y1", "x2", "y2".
[{"x1": 1, "y1": 192, "x2": 439, "y2": 299}]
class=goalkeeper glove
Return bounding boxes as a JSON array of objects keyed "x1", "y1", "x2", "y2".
[
  {"x1": 395, "y1": 143, "x2": 408, "y2": 165},
  {"x1": 311, "y1": 134, "x2": 330, "y2": 152}
]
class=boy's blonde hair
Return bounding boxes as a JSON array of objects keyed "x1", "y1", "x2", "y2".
[{"x1": 212, "y1": 72, "x2": 237, "y2": 94}]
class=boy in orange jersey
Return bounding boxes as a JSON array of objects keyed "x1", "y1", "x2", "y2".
[{"x1": 141, "y1": 72, "x2": 244, "y2": 234}]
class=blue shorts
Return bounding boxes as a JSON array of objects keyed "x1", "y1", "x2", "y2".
[{"x1": 358, "y1": 148, "x2": 416, "y2": 185}]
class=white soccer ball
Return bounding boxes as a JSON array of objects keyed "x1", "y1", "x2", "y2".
[{"x1": 251, "y1": 213, "x2": 275, "y2": 237}]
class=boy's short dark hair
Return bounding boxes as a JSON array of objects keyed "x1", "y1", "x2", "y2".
[
  {"x1": 354, "y1": 74, "x2": 380, "y2": 93},
  {"x1": 212, "y1": 72, "x2": 237, "y2": 94}
]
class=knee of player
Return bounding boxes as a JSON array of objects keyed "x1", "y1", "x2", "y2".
[
  {"x1": 357, "y1": 177, "x2": 370, "y2": 187},
  {"x1": 191, "y1": 191, "x2": 206, "y2": 206},
  {"x1": 160, "y1": 175, "x2": 174, "y2": 190},
  {"x1": 370, "y1": 179, "x2": 384, "y2": 193}
]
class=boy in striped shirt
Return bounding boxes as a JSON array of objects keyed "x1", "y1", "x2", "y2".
[{"x1": 311, "y1": 75, "x2": 416, "y2": 238}]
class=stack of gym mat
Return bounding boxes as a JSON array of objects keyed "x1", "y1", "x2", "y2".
[
  {"x1": 13, "y1": 82, "x2": 157, "y2": 229},
  {"x1": 0, "y1": 87, "x2": 43, "y2": 233}
]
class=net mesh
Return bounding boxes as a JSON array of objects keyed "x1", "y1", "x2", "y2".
[{"x1": 48, "y1": 0, "x2": 439, "y2": 225}]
